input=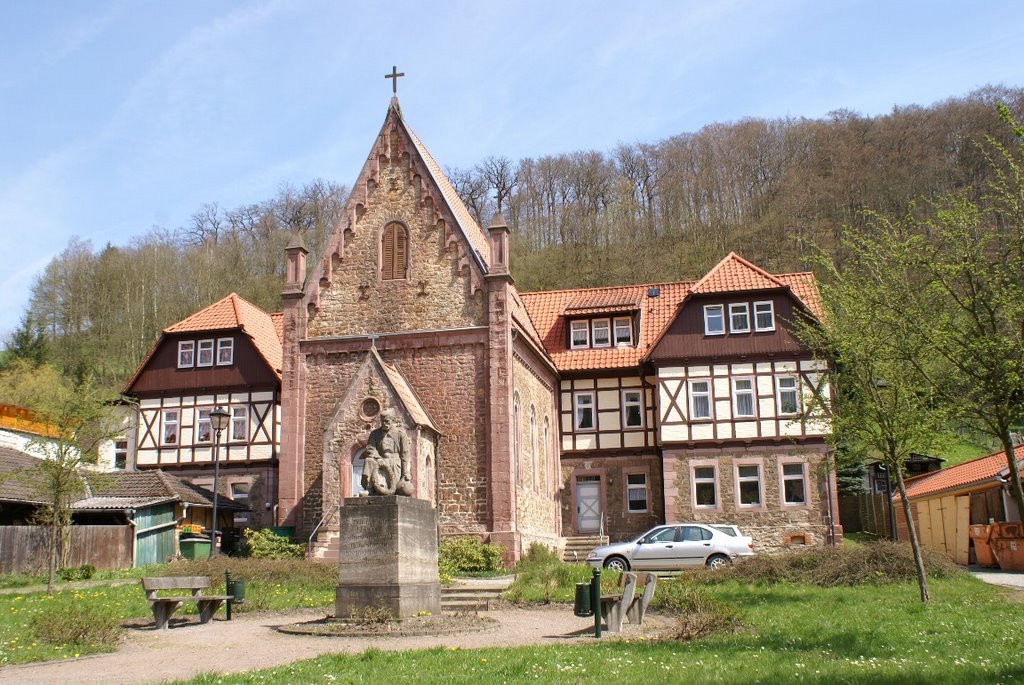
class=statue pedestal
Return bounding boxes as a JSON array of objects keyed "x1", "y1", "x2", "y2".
[{"x1": 335, "y1": 495, "x2": 441, "y2": 619}]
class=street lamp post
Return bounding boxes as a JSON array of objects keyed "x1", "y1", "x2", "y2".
[{"x1": 208, "y1": 406, "x2": 230, "y2": 558}]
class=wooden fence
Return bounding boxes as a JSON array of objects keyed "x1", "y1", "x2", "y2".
[
  {"x1": 839, "y1": 493, "x2": 893, "y2": 538},
  {"x1": 0, "y1": 525, "x2": 133, "y2": 574}
]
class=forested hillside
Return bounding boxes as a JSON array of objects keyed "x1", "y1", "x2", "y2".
[{"x1": 7, "y1": 86, "x2": 1023, "y2": 390}]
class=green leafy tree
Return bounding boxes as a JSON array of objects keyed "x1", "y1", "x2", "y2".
[
  {"x1": 2, "y1": 314, "x2": 49, "y2": 369},
  {"x1": 798, "y1": 237, "x2": 950, "y2": 603},
  {"x1": 882, "y1": 106, "x2": 1024, "y2": 524},
  {"x1": 0, "y1": 361, "x2": 122, "y2": 593}
]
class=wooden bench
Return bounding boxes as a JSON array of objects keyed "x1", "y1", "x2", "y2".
[
  {"x1": 626, "y1": 571, "x2": 658, "y2": 625},
  {"x1": 600, "y1": 572, "x2": 637, "y2": 633},
  {"x1": 141, "y1": 576, "x2": 232, "y2": 630}
]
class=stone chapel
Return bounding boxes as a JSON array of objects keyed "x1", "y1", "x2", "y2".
[{"x1": 276, "y1": 98, "x2": 563, "y2": 559}]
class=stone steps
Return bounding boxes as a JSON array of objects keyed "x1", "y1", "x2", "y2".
[{"x1": 562, "y1": 536, "x2": 609, "y2": 563}]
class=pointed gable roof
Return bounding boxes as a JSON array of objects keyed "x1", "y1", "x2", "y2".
[
  {"x1": 690, "y1": 252, "x2": 787, "y2": 295},
  {"x1": 399, "y1": 109, "x2": 490, "y2": 270},
  {"x1": 370, "y1": 348, "x2": 438, "y2": 433},
  {"x1": 303, "y1": 99, "x2": 491, "y2": 314},
  {"x1": 124, "y1": 293, "x2": 282, "y2": 393}
]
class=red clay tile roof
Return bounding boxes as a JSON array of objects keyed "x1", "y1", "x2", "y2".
[
  {"x1": 125, "y1": 293, "x2": 282, "y2": 392},
  {"x1": 509, "y1": 289, "x2": 554, "y2": 369},
  {"x1": 776, "y1": 272, "x2": 823, "y2": 319},
  {"x1": 521, "y1": 281, "x2": 693, "y2": 372},
  {"x1": 691, "y1": 252, "x2": 787, "y2": 294},
  {"x1": 520, "y1": 254, "x2": 822, "y2": 373},
  {"x1": 270, "y1": 312, "x2": 284, "y2": 342},
  {"x1": 900, "y1": 445, "x2": 1024, "y2": 500},
  {"x1": 399, "y1": 106, "x2": 491, "y2": 271}
]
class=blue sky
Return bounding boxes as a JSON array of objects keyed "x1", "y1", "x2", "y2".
[{"x1": 0, "y1": 0, "x2": 1020, "y2": 338}]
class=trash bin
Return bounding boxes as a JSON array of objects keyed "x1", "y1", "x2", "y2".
[
  {"x1": 227, "y1": 579, "x2": 246, "y2": 603},
  {"x1": 969, "y1": 524, "x2": 996, "y2": 567},
  {"x1": 179, "y1": 537, "x2": 211, "y2": 560},
  {"x1": 990, "y1": 522, "x2": 1024, "y2": 571},
  {"x1": 574, "y1": 582, "x2": 593, "y2": 617}
]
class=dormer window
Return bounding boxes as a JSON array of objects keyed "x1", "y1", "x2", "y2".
[
  {"x1": 754, "y1": 301, "x2": 775, "y2": 331},
  {"x1": 570, "y1": 321, "x2": 590, "y2": 349},
  {"x1": 177, "y1": 341, "x2": 195, "y2": 368},
  {"x1": 592, "y1": 319, "x2": 611, "y2": 348},
  {"x1": 614, "y1": 317, "x2": 632, "y2": 346},
  {"x1": 703, "y1": 305, "x2": 725, "y2": 335},
  {"x1": 729, "y1": 303, "x2": 750, "y2": 333},
  {"x1": 216, "y1": 338, "x2": 234, "y2": 365},
  {"x1": 197, "y1": 339, "x2": 215, "y2": 367}
]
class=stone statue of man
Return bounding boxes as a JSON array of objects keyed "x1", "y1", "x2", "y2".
[{"x1": 362, "y1": 409, "x2": 413, "y2": 496}]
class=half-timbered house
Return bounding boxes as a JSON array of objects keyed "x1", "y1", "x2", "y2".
[{"x1": 123, "y1": 292, "x2": 283, "y2": 531}]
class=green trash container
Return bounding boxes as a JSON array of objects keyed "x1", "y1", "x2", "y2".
[
  {"x1": 574, "y1": 582, "x2": 593, "y2": 617},
  {"x1": 227, "y1": 579, "x2": 246, "y2": 603},
  {"x1": 180, "y1": 537, "x2": 211, "y2": 560}
]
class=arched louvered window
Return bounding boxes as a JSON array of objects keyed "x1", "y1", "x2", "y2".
[{"x1": 381, "y1": 222, "x2": 408, "y2": 280}]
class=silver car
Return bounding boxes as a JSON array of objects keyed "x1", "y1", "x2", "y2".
[{"x1": 586, "y1": 523, "x2": 754, "y2": 571}]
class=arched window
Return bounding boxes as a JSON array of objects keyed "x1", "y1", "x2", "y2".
[
  {"x1": 529, "y1": 405, "x2": 538, "y2": 490},
  {"x1": 543, "y1": 417, "x2": 551, "y2": 491},
  {"x1": 380, "y1": 222, "x2": 408, "y2": 280},
  {"x1": 351, "y1": 448, "x2": 368, "y2": 497},
  {"x1": 513, "y1": 393, "x2": 521, "y2": 484}
]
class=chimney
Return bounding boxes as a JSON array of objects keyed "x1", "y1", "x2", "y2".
[
  {"x1": 488, "y1": 212, "x2": 510, "y2": 276},
  {"x1": 283, "y1": 234, "x2": 308, "y2": 296}
]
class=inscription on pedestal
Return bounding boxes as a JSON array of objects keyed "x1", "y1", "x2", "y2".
[{"x1": 335, "y1": 495, "x2": 441, "y2": 618}]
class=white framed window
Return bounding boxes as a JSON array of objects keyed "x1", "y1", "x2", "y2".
[
  {"x1": 230, "y1": 406, "x2": 248, "y2": 442},
  {"x1": 177, "y1": 341, "x2": 195, "y2": 368},
  {"x1": 591, "y1": 318, "x2": 611, "y2": 348},
  {"x1": 613, "y1": 317, "x2": 632, "y2": 346},
  {"x1": 689, "y1": 379, "x2": 712, "y2": 420},
  {"x1": 197, "y1": 339, "x2": 215, "y2": 367},
  {"x1": 574, "y1": 392, "x2": 595, "y2": 431},
  {"x1": 216, "y1": 337, "x2": 234, "y2": 365},
  {"x1": 692, "y1": 463, "x2": 719, "y2": 508},
  {"x1": 230, "y1": 482, "x2": 250, "y2": 504},
  {"x1": 622, "y1": 390, "x2": 643, "y2": 428},
  {"x1": 754, "y1": 301, "x2": 775, "y2": 332},
  {"x1": 735, "y1": 462, "x2": 763, "y2": 507},
  {"x1": 780, "y1": 461, "x2": 808, "y2": 506},
  {"x1": 196, "y1": 408, "x2": 212, "y2": 443},
  {"x1": 570, "y1": 320, "x2": 590, "y2": 349},
  {"x1": 162, "y1": 409, "x2": 179, "y2": 445},
  {"x1": 703, "y1": 305, "x2": 725, "y2": 335},
  {"x1": 114, "y1": 440, "x2": 128, "y2": 470},
  {"x1": 733, "y1": 377, "x2": 756, "y2": 418},
  {"x1": 729, "y1": 303, "x2": 750, "y2": 333},
  {"x1": 777, "y1": 376, "x2": 801, "y2": 415},
  {"x1": 626, "y1": 473, "x2": 648, "y2": 513}
]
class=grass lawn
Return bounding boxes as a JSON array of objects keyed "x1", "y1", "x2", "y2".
[
  {"x1": 0, "y1": 558, "x2": 336, "y2": 665},
  {"x1": 175, "y1": 576, "x2": 1024, "y2": 685}
]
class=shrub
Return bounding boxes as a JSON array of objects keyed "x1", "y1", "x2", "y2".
[
  {"x1": 243, "y1": 528, "x2": 306, "y2": 559},
  {"x1": 57, "y1": 564, "x2": 96, "y2": 582},
  {"x1": 506, "y1": 548, "x2": 594, "y2": 604},
  {"x1": 29, "y1": 600, "x2": 121, "y2": 648},
  {"x1": 657, "y1": 578, "x2": 744, "y2": 641},
  {"x1": 438, "y1": 536, "x2": 505, "y2": 576},
  {"x1": 692, "y1": 541, "x2": 962, "y2": 587}
]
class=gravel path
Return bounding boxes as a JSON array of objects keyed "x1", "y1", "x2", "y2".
[{"x1": 0, "y1": 606, "x2": 669, "y2": 685}]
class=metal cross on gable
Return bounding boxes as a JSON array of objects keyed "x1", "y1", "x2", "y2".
[{"x1": 385, "y1": 66, "x2": 405, "y2": 94}]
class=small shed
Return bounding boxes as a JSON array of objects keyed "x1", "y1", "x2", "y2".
[{"x1": 894, "y1": 445, "x2": 1023, "y2": 565}]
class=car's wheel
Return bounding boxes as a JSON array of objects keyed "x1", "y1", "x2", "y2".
[
  {"x1": 706, "y1": 554, "x2": 730, "y2": 570},
  {"x1": 603, "y1": 556, "x2": 630, "y2": 572}
]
